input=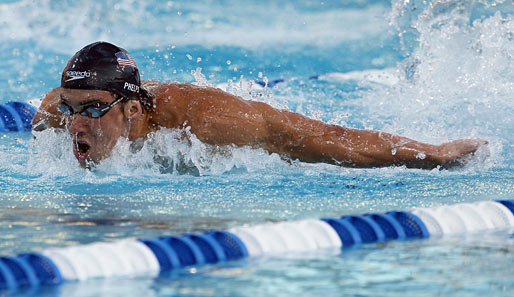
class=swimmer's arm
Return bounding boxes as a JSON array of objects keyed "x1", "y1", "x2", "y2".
[
  {"x1": 167, "y1": 84, "x2": 485, "y2": 169},
  {"x1": 257, "y1": 104, "x2": 486, "y2": 169},
  {"x1": 31, "y1": 87, "x2": 65, "y2": 131}
]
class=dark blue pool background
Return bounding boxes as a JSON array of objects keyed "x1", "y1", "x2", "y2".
[{"x1": 1, "y1": 0, "x2": 514, "y2": 296}]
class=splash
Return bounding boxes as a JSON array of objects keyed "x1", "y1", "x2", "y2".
[
  {"x1": 28, "y1": 128, "x2": 83, "y2": 177},
  {"x1": 190, "y1": 66, "x2": 289, "y2": 110},
  {"x1": 353, "y1": 0, "x2": 514, "y2": 166},
  {"x1": 102, "y1": 127, "x2": 287, "y2": 176},
  {"x1": 29, "y1": 127, "x2": 288, "y2": 178}
]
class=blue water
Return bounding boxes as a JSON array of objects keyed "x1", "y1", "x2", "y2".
[{"x1": 1, "y1": 0, "x2": 514, "y2": 296}]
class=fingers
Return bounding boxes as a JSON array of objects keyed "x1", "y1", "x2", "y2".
[{"x1": 438, "y1": 138, "x2": 489, "y2": 169}]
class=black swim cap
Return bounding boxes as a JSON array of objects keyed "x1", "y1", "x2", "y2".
[{"x1": 61, "y1": 41, "x2": 152, "y2": 106}]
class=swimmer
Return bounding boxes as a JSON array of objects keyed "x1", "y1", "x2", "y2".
[{"x1": 32, "y1": 41, "x2": 487, "y2": 169}]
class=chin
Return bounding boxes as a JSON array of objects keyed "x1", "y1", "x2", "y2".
[
  {"x1": 77, "y1": 159, "x2": 86, "y2": 168},
  {"x1": 74, "y1": 150, "x2": 102, "y2": 169}
]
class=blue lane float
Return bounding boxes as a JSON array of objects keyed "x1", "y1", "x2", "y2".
[
  {"x1": 0, "y1": 102, "x2": 36, "y2": 132},
  {"x1": 1, "y1": 199, "x2": 514, "y2": 292}
]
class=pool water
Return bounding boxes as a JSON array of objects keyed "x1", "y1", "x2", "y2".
[{"x1": 1, "y1": 0, "x2": 514, "y2": 296}]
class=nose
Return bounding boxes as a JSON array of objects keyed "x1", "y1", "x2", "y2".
[{"x1": 68, "y1": 113, "x2": 90, "y2": 135}]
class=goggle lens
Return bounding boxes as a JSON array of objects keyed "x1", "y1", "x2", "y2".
[
  {"x1": 57, "y1": 103, "x2": 73, "y2": 116},
  {"x1": 82, "y1": 106, "x2": 104, "y2": 118},
  {"x1": 58, "y1": 97, "x2": 124, "y2": 119}
]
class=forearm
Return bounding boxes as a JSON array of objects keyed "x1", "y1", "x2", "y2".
[
  {"x1": 280, "y1": 127, "x2": 440, "y2": 168},
  {"x1": 261, "y1": 106, "x2": 448, "y2": 168},
  {"x1": 311, "y1": 128, "x2": 442, "y2": 168},
  {"x1": 31, "y1": 88, "x2": 65, "y2": 131}
]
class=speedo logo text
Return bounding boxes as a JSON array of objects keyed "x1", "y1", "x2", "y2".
[{"x1": 65, "y1": 71, "x2": 91, "y2": 82}]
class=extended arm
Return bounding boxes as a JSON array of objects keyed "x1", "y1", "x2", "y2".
[
  {"x1": 261, "y1": 106, "x2": 486, "y2": 168},
  {"x1": 173, "y1": 84, "x2": 486, "y2": 169}
]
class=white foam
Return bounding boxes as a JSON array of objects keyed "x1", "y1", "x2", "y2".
[
  {"x1": 29, "y1": 128, "x2": 85, "y2": 178},
  {"x1": 29, "y1": 125, "x2": 290, "y2": 178},
  {"x1": 354, "y1": 1, "x2": 514, "y2": 167},
  {"x1": 27, "y1": 98, "x2": 42, "y2": 109}
]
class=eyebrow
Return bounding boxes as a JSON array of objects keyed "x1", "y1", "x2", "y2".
[{"x1": 59, "y1": 95, "x2": 105, "y2": 106}]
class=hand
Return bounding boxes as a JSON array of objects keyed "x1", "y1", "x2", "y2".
[{"x1": 436, "y1": 139, "x2": 489, "y2": 168}]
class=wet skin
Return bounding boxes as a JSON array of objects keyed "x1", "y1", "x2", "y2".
[{"x1": 33, "y1": 81, "x2": 488, "y2": 169}]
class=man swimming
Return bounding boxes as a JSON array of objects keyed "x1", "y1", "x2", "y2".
[{"x1": 32, "y1": 41, "x2": 487, "y2": 169}]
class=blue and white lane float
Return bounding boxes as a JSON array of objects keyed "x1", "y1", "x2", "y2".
[
  {"x1": 1, "y1": 200, "x2": 513, "y2": 291},
  {"x1": 0, "y1": 102, "x2": 36, "y2": 132}
]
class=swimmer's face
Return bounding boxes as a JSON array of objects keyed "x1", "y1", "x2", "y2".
[{"x1": 59, "y1": 89, "x2": 129, "y2": 167}]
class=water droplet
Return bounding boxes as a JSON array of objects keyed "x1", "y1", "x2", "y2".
[
  {"x1": 226, "y1": 60, "x2": 231, "y2": 65},
  {"x1": 186, "y1": 54, "x2": 193, "y2": 60},
  {"x1": 391, "y1": 148, "x2": 397, "y2": 155},
  {"x1": 416, "y1": 152, "x2": 426, "y2": 159}
]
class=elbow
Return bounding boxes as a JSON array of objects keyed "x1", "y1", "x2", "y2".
[
  {"x1": 31, "y1": 113, "x2": 48, "y2": 132},
  {"x1": 31, "y1": 112, "x2": 64, "y2": 132},
  {"x1": 32, "y1": 120, "x2": 48, "y2": 132}
]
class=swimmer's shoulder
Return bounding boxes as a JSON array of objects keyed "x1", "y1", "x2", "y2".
[
  {"x1": 142, "y1": 80, "x2": 223, "y2": 99},
  {"x1": 142, "y1": 81, "x2": 191, "y2": 111},
  {"x1": 142, "y1": 81, "x2": 239, "y2": 129},
  {"x1": 142, "y1": 81, "x2": 193, "y2": 128},
  {"x1": 143, "y1": 80, "x2": 230, "y2": 112}
]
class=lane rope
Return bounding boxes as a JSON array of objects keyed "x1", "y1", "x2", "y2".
[
  {"x1": 1, "y1": 199, "x2": 513, "y2": 292},
  {"x1": 0, "y1": 102, "x2": 36, "y2": 132}
]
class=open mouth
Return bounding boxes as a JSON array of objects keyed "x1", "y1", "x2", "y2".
[{"x1": 74, "y1": 140, "x2": 91, "y2": 160}]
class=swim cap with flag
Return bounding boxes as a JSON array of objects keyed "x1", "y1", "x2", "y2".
[{"x1": 61, "y1": 41, "x2": 152, "y2": 105}]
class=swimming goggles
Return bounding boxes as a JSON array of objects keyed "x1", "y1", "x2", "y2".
[{"x1": 58, "y1": 97, "x2": 125, "y2": 119}]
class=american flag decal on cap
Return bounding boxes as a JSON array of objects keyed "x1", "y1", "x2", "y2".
[{"x1": 115, "y1": 51, "x2": 137, "y2": 68}]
